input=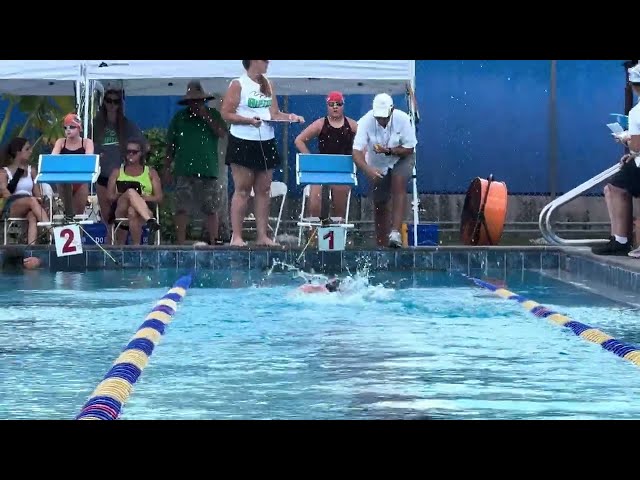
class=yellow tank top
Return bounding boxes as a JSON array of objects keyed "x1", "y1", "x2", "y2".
[{"x1": 117, "y1": 166, "x2": 153, "y2": 196}]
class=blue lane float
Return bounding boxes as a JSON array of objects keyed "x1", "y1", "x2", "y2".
[
  {"x1": 75, "y1": 274, "x2": 193, "y2": 420},
  {"x1": 470, "y1": 277, "x2": 640, "y2": 368}
]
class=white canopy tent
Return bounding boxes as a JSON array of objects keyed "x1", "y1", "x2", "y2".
[
  {"x1": 0, "y1": 60, "x2": 83, "y2": 96},
  {"x1": 84, "y1": 59, "x2": 421, "y2": 246},
  {"x1": 84, "y1": 60, "x2": 414, "y2": 96}
]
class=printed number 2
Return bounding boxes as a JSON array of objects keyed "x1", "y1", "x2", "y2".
[
  {"x1": 323, "y1": 230, "x2": 334, "y2": 250},
  {"x1": 61, "y1": 228, "x2": 77, "y2": 253}
]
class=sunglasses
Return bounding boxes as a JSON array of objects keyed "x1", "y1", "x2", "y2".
[
  {"x1": 105, "y1": 98, "x2": 121, "y2": 105},
  {"x1": 328, "y1": 102, "x2": 344, "y2": 107},
  {"x1": 63, "y1": 125, "x2": 78, "y2": 130},
  {"x1": 127, "y1": 149, "x2": 141, "y2": 155}
]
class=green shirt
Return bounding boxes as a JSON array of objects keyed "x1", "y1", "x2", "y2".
[{"x1": 167, "y1": 107, "x2": 225, "y2": 178}]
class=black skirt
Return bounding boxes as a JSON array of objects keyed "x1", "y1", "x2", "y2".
[{"x1": 225, "y1": 134, "x2": 281, "y2": 171}]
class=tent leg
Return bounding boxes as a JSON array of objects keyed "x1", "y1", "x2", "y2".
[{"x1": 406, "y1": 85, "x2": 420, "y2": 247}]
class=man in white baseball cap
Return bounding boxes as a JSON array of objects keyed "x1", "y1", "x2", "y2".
[
  {"x1": 592, "y1": 62, "x2": 640, "y2": 257},
  {"x1": 352, "y1": 93, "x2": 418, "y2": 248}
]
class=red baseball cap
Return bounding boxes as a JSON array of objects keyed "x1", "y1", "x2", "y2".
[{"x1": 326, "y1": 91, "x2": 344, "y2": 103}]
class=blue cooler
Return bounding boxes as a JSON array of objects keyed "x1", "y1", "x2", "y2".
[
  {"x1": 125, "y1": 225, "x2": 151, "y2": 245},
  {"x1": 80, "y1": 222, "x2": 108, "y2": 245},
  {"x1": 406, "y1": 223, "x2": 439, "y2": 246}
]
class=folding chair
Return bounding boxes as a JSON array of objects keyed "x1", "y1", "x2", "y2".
[
  {"x1": 246, "y1": 181, "x2": 288, "y2": 241},
  {"x1": 295, "y1": 153, "x2": 357, "y2": 247},
  {"x1": 112, "y1": 204, "x2": 161, "y2": 246},
  {"x1": 34, "y1": 154, "x2": 100, "y2": 228},
  {"x1": 2, "y1": 213, "x2": 29, "y2": 245}
]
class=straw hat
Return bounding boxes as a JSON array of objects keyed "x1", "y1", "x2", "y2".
[{"x1": 178, "y1": 80, "x2": 215, "y2": 105}]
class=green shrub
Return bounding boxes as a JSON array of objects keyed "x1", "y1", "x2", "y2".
[{"x1": 143, "y1": 128, "x2": 177, "y2": 243}]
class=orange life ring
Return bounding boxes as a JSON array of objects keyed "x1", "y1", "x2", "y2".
[{"x1": 460, "y1": 175, "x2": 508, "y2": 246}]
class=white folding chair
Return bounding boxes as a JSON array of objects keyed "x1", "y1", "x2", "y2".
[
  {"x1": 2, "y1": 215, "x2": 29, "y2": 245},
  {"x1": 247, "y1": 181, "x2": 288, "y2": 241},
  {"x1": 298, "y1": 185, "x2": 354, "y2": 246},
  {"x1": 295, "y1": 154, "x2": 357, "y2": 247}
]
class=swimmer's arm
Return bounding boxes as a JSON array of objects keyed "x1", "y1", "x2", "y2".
[
  {"x1": 389, "y1": 114, "x2": 417, "y2": 157},
  {"x1": 30, "y1": 166, "x2": 42, "y2": 199},
  {"x1": 269, "y1": 83, "x2": 304, "y2": 123},
  {"x1": 106, "y1": 168, "x2": 120, "y2": 203},
  {"x1": 84, "y1": 138, "x2": 94, "y2": 154},
  {"x1": 51, "y1": 138, "x2": 64, "y2": 154},
  {"x1": 144, "y1": 168, "x2": 164, "y2": 204},
  {"x1": 347, "y1": 117, "x2": 358, "y2": 134},
  {"x1": 221, "y1": 80, "x2": 257, "y2": 125},
  {"x1": 294, "y1": 119, "x2": 324, "y2": 154}
]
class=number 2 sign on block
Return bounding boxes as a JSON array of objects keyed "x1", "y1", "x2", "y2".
[
  {"x1": 317, "y1": 227, "x2": 346, "y2": 252},
  {"x1": 53, "y1": 224, "x2": 84, "y2": 257}
]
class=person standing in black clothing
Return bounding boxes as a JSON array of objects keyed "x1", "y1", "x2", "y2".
[{"x1": 294, "y1": 91, "x2": 357, "y2": 220}]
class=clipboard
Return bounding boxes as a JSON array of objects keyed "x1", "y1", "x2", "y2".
[
  {"x1": 116, "y1": 181, "x2": 142, "y2": 194},
  {"x1": 260, "y1": 118, "x2": 296, "y2": 123}
]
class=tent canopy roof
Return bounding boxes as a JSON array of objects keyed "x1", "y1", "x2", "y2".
[{"x1": 87, "y1": 60, "x2": 414, "y2": 96}]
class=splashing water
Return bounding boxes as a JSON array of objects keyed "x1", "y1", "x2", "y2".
[{"x1": 267, "y1": 256, "x2": 392, "y2": 300}]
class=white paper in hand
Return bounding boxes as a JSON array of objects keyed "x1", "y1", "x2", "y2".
[{"x1": 607, "y1": 123, "x2": 625, "y2": 135}]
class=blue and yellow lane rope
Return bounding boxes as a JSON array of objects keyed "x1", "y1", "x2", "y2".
[
  {"x1": 75, "y1": 274, "x2": 192, "y2": 420},
  {"x1": 470, "y1": 277, "x2": 640, "y2": 368}
]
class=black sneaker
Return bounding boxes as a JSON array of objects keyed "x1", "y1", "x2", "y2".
[
  {"x1": 591, "y1": 237, "x2": 631, "y2": 256},
  {"x1": 145, "y1": 218, "x2": 161, "y2": 245}
]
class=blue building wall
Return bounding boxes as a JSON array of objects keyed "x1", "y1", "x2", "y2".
[{"x1": 1, "y1": 60, "x2": 631, "y2": 197}]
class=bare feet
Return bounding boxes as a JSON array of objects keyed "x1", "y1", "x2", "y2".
[
  {"x1": 230, "y1": 235, "x2": 248, "y2": 247},
  {"x1": 255, "y1": 236, "x2": 279, "y2": 247}
]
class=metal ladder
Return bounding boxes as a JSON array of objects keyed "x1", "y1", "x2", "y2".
[{"x1": 539, "y1": 163, "x2": 621, "y2": 245}]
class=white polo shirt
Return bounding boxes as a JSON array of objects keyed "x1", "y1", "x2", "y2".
[
  {"x1": 629, "y1": 100, "x2": 640, "y2": 136},
  {"x1": 352, "y1": 109, "x2": 417, "y2": 175}
]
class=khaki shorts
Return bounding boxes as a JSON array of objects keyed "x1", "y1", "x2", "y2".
[
  {"x1": 371, "y1": 154, "x2": 415, "y2": 205},
  {"x1": 175, "y1": 176, "x2": 220, "y2": 216}
]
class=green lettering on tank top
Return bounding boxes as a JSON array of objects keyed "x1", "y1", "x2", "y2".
[
  {"x1": 248, "y1": 97, "x2": 272, "y2": 109},
  {"x1": 103, "y1": 127, "x2": 118, "y2": 146}
]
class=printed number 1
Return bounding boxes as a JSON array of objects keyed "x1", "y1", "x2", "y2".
[
  {"x1": 323, "y1": 230, "x2": 334, "y2": 250},
  {"x1": 61, "y1": 228, "x2": 77, "y2": 253}
]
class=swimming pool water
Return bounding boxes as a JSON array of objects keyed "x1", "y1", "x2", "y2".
[{"x1": 1, "y1": 267, "x2": 640, "y2": 420}]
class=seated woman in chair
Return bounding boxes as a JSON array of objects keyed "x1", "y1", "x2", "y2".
[
  {"x1": 106, "y1": 138, "x2": 161, "y2": 245},
  {"x1": 0, "y1": 137, "x2": 48, "y2": 244},
  {"x1": 51, "y1": 113, "x2": 95, "y2": 221}
]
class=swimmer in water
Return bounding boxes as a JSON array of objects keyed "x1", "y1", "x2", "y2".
[{"x1": 298, "y1": 277, "x2": 341, "y2": 294}]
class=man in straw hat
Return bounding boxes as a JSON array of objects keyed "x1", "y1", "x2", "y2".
[{"x1": 164, "y1": 80, "x2": 227, "y2": 245}]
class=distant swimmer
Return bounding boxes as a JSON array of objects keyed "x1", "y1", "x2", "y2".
[{"x1": 298, "y1": 277, "x2": 342, "y2": 294}]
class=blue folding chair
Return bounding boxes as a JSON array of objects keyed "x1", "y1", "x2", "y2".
[
  {"x1": 35, "y1": 153, "x2": 100, "y2": 228},
  {"x1": 296, "y1": 153, "x2": 357, "y2": 247}
]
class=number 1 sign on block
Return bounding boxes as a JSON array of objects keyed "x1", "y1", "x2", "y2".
[
  {"x1": 53, "y1": 224, "x2": 84, "y2": 257},
  {"x1": 317, "y1": 227, "x2": 346, "y2": 252}
]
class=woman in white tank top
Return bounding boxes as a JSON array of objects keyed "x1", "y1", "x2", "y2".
[
  {"x1": 221, "y1": 60, "x2": 305, "y2": 247},
  {"x1": 0, "y1": 137, "x2": 47, "y2": 244}
]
